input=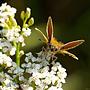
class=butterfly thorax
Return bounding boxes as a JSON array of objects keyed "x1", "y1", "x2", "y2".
[{"x1": 51, "y1": 37, "x2": 64, "y2": 49}]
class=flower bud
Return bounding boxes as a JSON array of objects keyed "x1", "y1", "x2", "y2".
[
  {"x1": 20, "y1": 11, "x2": 25, "y2": 20},
  {"x1": 28, "y1": 17, "x2": 34, "y2": 26},
  {"x1": 25, "y1": 8, "x2": 31, "y2": 20}
]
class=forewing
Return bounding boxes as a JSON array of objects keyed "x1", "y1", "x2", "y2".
[
  {"x1": 60, "y1": 40, "x2": 85, "y2": 50},
  {"x1": 46, "y1": 16, "x2": 53, "y2": 43}
]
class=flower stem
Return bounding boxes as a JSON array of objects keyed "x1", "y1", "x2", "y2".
[{"x1": 16, "y1": 43, "x2": 20, "y2": 66}]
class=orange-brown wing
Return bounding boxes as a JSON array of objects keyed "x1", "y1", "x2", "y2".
[
  {"x1": 60, "y1": 40, "x2": 85, "y2": 50},
  {"x1": 46, "y1": 16, "x2": 53, "y2": 43}
]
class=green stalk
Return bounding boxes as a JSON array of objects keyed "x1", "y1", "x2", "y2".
[
  {"x1": 23, "y1": 18, "x2": 27, "y2": 28},
  {"x1": 16, "y1": 43, "x2": 20, "y2": 66},
  {"x1": 15, "y1": 15, "x2": 26, "y2": 66}
]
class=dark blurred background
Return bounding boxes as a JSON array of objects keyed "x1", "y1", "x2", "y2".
[{"x1": 1, "y1": 0, "x2": 90, "y2": 90}]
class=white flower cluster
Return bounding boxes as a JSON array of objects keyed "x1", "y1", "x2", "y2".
[
  {"x1": 22, "y1": 28, "x2": 31, "y2": 37},
  {"x1": 0, "y1": 71, "x2": 19, "y2": 90},
  {"x1": 0, "y1": 51, "x2": 67, "y2": 90},
  {"x1": 20, "y1": 52, "x2": 67, "y2": 90},
  {"x1": 0, "y1": 3, "x2": 32, "y2": 55},
  {"x1": 0, "y1": 3, "x2": 16, "y2": 22},
  {"x1": 0, "y1": 39, "x2": 16, "y2": 56},
  {"x1": 3, "y1": 27, "x2": 24, "y2": 44},
  {"x1": 0, "y1": 52, "x2": 12, "y2": 67},
  {"x1": 2, "y1": 26, "x2": 31, "y2": 47}
]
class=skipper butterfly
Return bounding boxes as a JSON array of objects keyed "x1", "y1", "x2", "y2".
[{"x1": 36, "y1": 16, "x2": 85, "y2": 60}]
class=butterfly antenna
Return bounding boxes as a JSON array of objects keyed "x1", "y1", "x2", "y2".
[{"x1": 35, "y1": 28, "x2": 48, "y2": 43}]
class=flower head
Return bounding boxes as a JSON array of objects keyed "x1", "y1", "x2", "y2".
[{"x1": 0, "y1": 52, "x2": 12, "y2": 67}]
